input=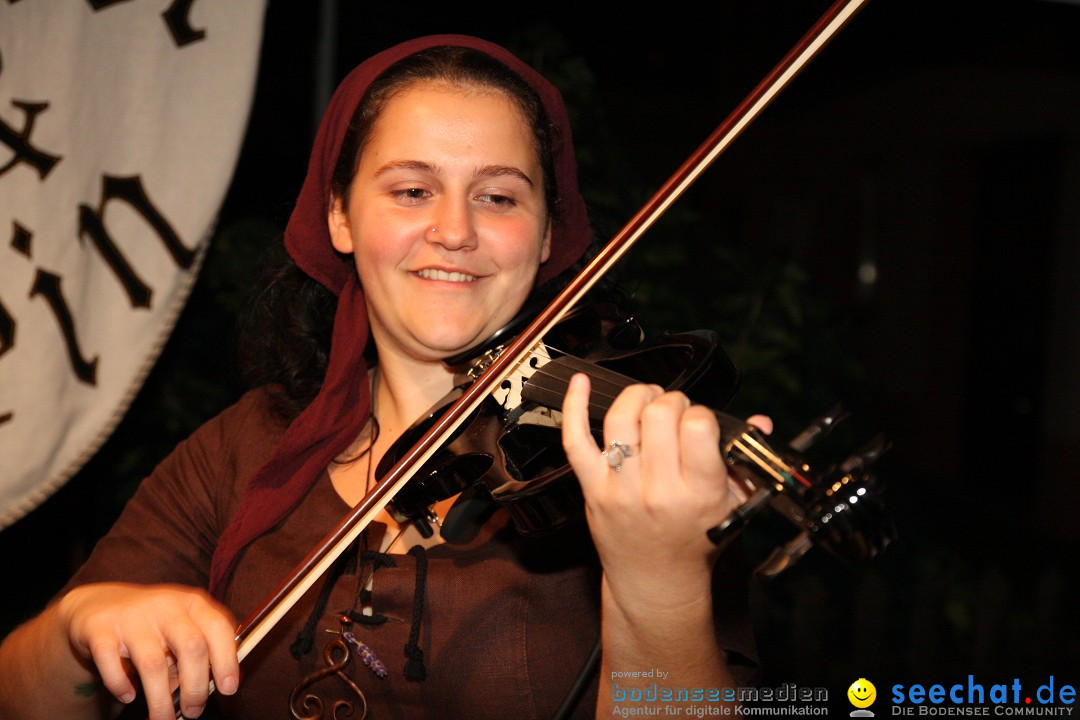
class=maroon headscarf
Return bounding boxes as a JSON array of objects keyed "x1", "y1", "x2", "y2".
[{"x1": 209, "y1": 35, "x2": 593, "y2": 598}]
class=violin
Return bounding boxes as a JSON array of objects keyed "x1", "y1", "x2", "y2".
[{"x1": 380, "y1": 300, "x2": 893, "y2": 580}]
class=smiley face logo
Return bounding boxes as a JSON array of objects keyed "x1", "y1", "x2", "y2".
[{"x1": 848, "y1": 678, "x2": 877, "y2": 709}]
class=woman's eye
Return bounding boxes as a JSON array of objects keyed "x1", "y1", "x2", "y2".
[
  {"x1": 392, "y1": 188, "x2": 430, "y2": 203},
  {"x1": 477, "y1": 193, "x2": 516, "y2": 209}
]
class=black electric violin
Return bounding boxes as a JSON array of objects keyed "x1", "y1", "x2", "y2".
[{"x1": 379, "y1": 299, "x2": 893, "y2": 581}]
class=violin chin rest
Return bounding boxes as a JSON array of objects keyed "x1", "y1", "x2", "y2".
[{"x1": 439, "y1": 487, "x2": 497, "y2": 544}]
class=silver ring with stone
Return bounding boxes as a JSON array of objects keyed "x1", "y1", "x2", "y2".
[{"x1": 602, "y1": 440, "x2": 635, "y2": 472}]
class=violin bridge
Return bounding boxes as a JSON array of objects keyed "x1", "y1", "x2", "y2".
[{"x1": 489, "y1": 342, "x2": 555, "y2": 415}]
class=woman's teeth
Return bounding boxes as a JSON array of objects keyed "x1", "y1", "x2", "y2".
[{"x1": 417, "y1": 268, "x2": 476, "y2": 282}]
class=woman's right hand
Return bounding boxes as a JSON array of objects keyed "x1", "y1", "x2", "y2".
[{"x1": 57, "y1": 582, "x2": 239, "y2": 720}]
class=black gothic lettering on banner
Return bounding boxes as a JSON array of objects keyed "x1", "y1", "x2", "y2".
[
  {"x1": 4, "y1": 221, "x2": 27, "y2": 359},
  {"x1": 88, "y1": 0, "x2": 207, "y2": 48},
  {"x1": 0, "y1": 295, "x2": 13, "y2": 359},
  {"x1": 29, "y1": 269, "x2": 99, "y2": 385},
  {"x1": 11, "y1": 221, "x2": 32, "y2": 256},
  {"x1": 0, "y1": 101, "x2": 63, "y2": 180},
  {"x1": 78, "y1": 174, "x2": 195, "y2": 309},
  {"x1": 162, "y1": 0, "x2": 206, "y2": 47}
]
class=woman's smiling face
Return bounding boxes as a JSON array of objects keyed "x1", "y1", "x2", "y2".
[{"x1": 329, "y1": 81, "x2": 551, "y2": 365}]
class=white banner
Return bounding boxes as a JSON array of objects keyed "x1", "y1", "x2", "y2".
[{"x1": 0, "y1": 0, "x2": 266, "y2": 527}]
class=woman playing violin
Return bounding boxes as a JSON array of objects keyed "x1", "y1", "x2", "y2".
[{"x1": 0, "y1": 35, "x2": 761, "y2": 720}]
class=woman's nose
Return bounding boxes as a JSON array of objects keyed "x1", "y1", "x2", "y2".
[{"x1": 426, "y1": 197, "x2": 477, "y2": 250}]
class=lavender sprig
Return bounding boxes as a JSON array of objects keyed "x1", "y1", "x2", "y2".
[{"x1": 342, "y1": 630, "x2": 389, "y2": 678}]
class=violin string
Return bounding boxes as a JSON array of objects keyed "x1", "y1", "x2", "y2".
[
  {"x1": 557, "y1": 355, "x2": 633, "y2": 405},
  {"x1": 737, "y1": 433, "x2": 811, "y2": 489},
  {"x1": 523, "y1": 346, "x2": 628, "y2": 408},
  {"x1": 730, "y1": 439, "x2": 788, "y2": 486}
]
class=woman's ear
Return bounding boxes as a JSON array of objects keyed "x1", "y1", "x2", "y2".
[{"x1": 328, "y1": 195, "x2": 354, "y2": 253}]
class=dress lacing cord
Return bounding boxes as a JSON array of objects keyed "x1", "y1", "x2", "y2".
[
  {"x1": 344, "y1": 548, "x2": 397, "y2": 629},
  {"x1": 290, "y1": 543, "x2": 427, "y2": 683},
  {"x1": 290, "y1": 539, "x2": 358, "y2": 660},
  {"x1": 290, "y1": 543, "x2": 392, "y2": 658},
  {"x1": 403, "y1": 544, "x2": 428, "y2": 680}
]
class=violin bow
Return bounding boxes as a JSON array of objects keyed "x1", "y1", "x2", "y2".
[{"x1": 170, "y1": 0, "x2": 872, "y2": 714}]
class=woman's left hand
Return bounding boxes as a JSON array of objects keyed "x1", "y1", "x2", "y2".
[{"x1": 561, "y1": 372, "x2": 769, "y2": 610}]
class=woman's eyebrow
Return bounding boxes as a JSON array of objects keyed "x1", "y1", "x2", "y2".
[
  {"x1": 372, "y1": 160, "x2": 437, "y2": 178},
  {"x1": 475, "y1": 165, "x2": 534, "y2": 186},
  {"x1": 372, "y1": 160, "x2": 533, "y2": 187}
]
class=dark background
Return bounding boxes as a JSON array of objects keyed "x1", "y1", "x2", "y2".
[{"x1": 3, "y1": 0, "x2": 1079, "y2": 711}]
